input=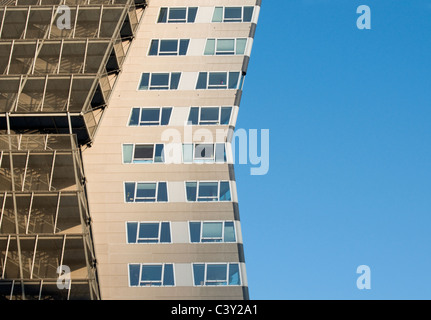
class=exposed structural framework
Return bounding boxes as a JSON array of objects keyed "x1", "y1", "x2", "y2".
[{"x1": 0, "y1": 0, "x2": 146, "y2": 300}]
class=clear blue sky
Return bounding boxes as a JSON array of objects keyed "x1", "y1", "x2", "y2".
[{"x1": 235, "y1": 0, "x2": 431, "y2": 299}]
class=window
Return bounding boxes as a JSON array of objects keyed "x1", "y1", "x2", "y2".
[
  {"x1": 138, "y1": 73, "x2": 181, "y2": 90},
  {"x1": 212, "y1": 7, "x2": 254, "y2": 23},
  {"x1": 123, "y1": 144, "x2": 165, "y2": 163},
  {"x1": 158, "y1": 7, "x2": 198, "y2": 23},
  {"x1": 204, "y1": 38, "x2": 247, "y2": 55},
  {"x1": 128, "y1": 107, "x2": 172, "y2": 126},
  {"x1": 188, "y1": 107, "x2": 232, "y2": 125},
  {"x1": 129, "y1": 264, "x2": 175, "y2": 287},
  {"x1": 182, "y1": 143, "x2": 226, "y2": 163},
  {"x1": 149, "y1": 39, "x2": 190, "y2": 56},
  {"x1": 189, "y1": 221, "x2": 236, "y2": 243},
  {"x1": 185, "y1": 181, "x2": 231, "y2": 202},
  {"x1": 192, "y1": 263, "x2": 240, "y2": 286},
  {"x1": 196, "y1": 72, "x2": 240, "y2": 90},
  {"x1": 124, "y1": 182, "x2": 168, "y2": 203},
  {"x1": 127, "y1": 222, "x2": 171, "y2": 244}
]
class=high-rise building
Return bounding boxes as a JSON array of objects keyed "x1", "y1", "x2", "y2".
[{"x1": 0, "y1": 0, "x2": 260, "y2": 300}]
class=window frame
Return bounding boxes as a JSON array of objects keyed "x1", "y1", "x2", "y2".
[
  {"x1": 148, "y1": 39, "x2": 190, "y2": 56},
  {"x1": 182, "y1": 143, "x2": 226, "y2": 163},
  {"x1": 127, "y1": 107, "x2": 173, "y2": 126},
  {"x1": 124, "y1": 181, "x2": 169, "y2": 203},
  {"x1": 157, "y1": 7, "x2": 198, "y2": 23},
  {"x1": 195, "y1": 71, "x2": 241, "y2": 90},
  {"x1": 212, "y1": 6, "x2": 254, "y2": 23},
  {"x1": 187, "y1": 106, "x2": 233, "y2": 126},
  {"x1": 185, "y1": 181, "x2": 231, "y2": 202},
  {"x1": 188, "y1": 221, "x2": 236, "y2": 243},
  {"x1": 122, "y1": 143, "x2": 165, "y2": 164},
  {"x1": 204, "y1": 38, "x2": 248, "y2": 56},
  {"x1": 192, "y1": 263, "x2": 241, "y2": 287},
  {"x1": 138, "y1": 72, "x2": 181, "y2": 91},
  {"x1": 126, "y1": 221, "x2": 172, "y2": 244},
  {"x1": 128, "y1": 263, "x2": 175, "y2": 287}
]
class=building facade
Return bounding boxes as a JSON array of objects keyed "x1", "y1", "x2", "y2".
[{"x1": 0, "y1": 0, "x2": 260, "y2": 300}]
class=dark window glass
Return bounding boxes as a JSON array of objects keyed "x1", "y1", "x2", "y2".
[
  {"x1": 224, "y1": 7, "x2": 242, "y2": 21},
  {"x1": 134, "y1": 145, "x2": 153, "y2": 160},
  {"x1": 154, "y1": 144, "x2": 164, "y2": 163},
  {"x1": 220, "y1": 107, "x2": 232, "y2": 125},
  {"x1": 186, "y1": 182, "x2": 197, "y2": 201},
  {"x1": 138, "y1": 73, "x2": 149, "y2": 90},
  {"x1": 160, "y1": 40, "x2": 178, "y2": 55},
  {"x1": 187, "y1": 7, "x2": 198, "y2": 22},
  {"x1": 136, "y1": 183, "x2": 156, "y2": 202},
  {"x1": 219, "y1": 182, "x2": 231, "y2": 201},
  {"x1": 138, "y1": 223, "x2": 159, "y2": 243},
  {"x1": 169, "y1": 8, "x2": 186, "y2": 22},
  {"x1": 141, "y1": 108, "x2": 160, "y2": 124},
  {"x1": 209, "y1": 72, "x2": 227, "y2": 89},
  {"x1": 189, "y1": 222, "x2": 201, "y2": 243},
  {"x1": 151, "y1": 73, "x2": 169, "y2": 89},
  {"x1": 243, "y1": 7, "x2": 254, "y2": 22},
  {"x1": 160, "y1": 222, "x2": 171, "y2": 243},
  {"x1": 127, "y1": 222, "x2": 138, "y2": 243},
  {"x1": 179, "y1": 39, "x2": 190, "y2": 55},
  {"x1": 141, "y1": 265, "x2": 162, "y2": 285},
  {"x1": 129, "y1": 107, "x2": 140, "y2": 126},
  {"x1": 125, "y1": 182, "x2": 135, "y2": 202},
  {"x1": 193, "y1": 264, "x2": 205, "y2": 286},
  {"x1": 198, "y1": 182, "x2": 218, "y2": 201},
  {"x1": 228, "y1": 264, "x2": 240, "y2": 285},
  {"x1": 228, "y1": 72, "x2": 240, "y2": 89},
  {"x1": 188, "y1": 107, "x2": 199, "y2": 125},
  {"x1": 206, "y1": 264, "x2": 227, "y2": 285},
  {"x1": 196, "y1": 72, "x2": 207, "y2": 89},
  {"x1": 170, "y1": 73, "x2": 181, "y2": 89},
  {"x1": 163, "y1": 264, "x2": 175, "y2": 286},
  {"x1": 200, "y1": 107, "x2": 219, "y2": 124},
  {"x1": 158, "y1": 8, "x2": 168, "y2": 23},
  {"x1": 161, "y1": 107, "x2": 172, "y2": 125},
  {"x1": 129, "y1": 264, "x2": 140, "y2": 286},
  {"x1": 157, "y1": 182, "x2": 168, "y2": 202},
  {"x1": 149, "y1": 40, "x2": 159, "y2": 55}
]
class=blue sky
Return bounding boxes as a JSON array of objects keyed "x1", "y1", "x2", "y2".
[{"x1": 235, "y1": 0, "x2": 431, "y2": 299}]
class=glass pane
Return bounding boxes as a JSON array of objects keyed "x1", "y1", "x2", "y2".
[
  {"x1": 169, "y1": 8, "x2": 186, "y2": 22},
  {"x1": 179, "y1": 39, "x2": 189, "y2": 55},
  {"x1": 217, "y1": 39, "x2": 235, "y2": 54},
  {"x1": 134, "y1": 145, "x2": 153, "y2": 161},
  {"x1": 125, "y1": 182, "x2": 135, "y2": 202},
  {"x1": 219, "y1": 182, "x2": 231, "y2": 201},
  {"x1": 138, "y1": 73, "x2": 149, "y2": 90},
  {"x1": 206, "y1": 264, "x2": 227, "y2": 283},
  {"x1": 126, "y1": 222, "x2": 138, "y2": 243},
  {"x1": 163, "y1": 264, "x2": 175, "y2": 286},
  {"x1": 193, "y1": 264, "x2": 205, "y2": 286},
  {"x1": 138, "y1": 223, "x2": 159, "y2": 241},
  {"x1": 224, "y1": 7, "x2": 242, "y2": 21},
  {"x1": 209, "y1": 72, "x2": 227, "y2": 89},
  {"x1": 161, "y1": 107, "x2": 172, "y2": 125},
  {"x1": 189, "y1": 222, "x2": 201, "y2": 243},
  {"x1": 129, "y1": 264, "x2": 140, "y2": 286},
  {"x1": 236, "y1": 39, "x2": 247, "y2": 55},
  {"x1": 157, "y1": 182, "x2": 168, "y2": 202},
  {"x1": 129, "y1": 107, "x2": 140, "y2": 126},
  {"x1": 198, "y1": 182, "x2": 218, "y2": 201},
  {"x1": 186, "y1": 182, "x2": 197, "y2": 201},
  {"x1": 141, "y1": 108, "x2": 160, "y2": 124},
  {"x1": 151, "y1": 73, "x2": 169, "y2": 88},
  {"x1": 187, "y1": 7, "x2": 198, "y2": 23},
  {"x1": 182, "y1": 144, "x2": 193, "y2": 163},
  {"x1": 229, "y1": 264, "x2": 240, "y2": 285},
  {"x1": 202, "y1": 222, "x2": 223, "y2": 239},
  {"x1": 188, "y1": 107, "x2": 199, "y2": 125},
  {"x1": 149, "y1": 40, "x2": 159, "y2": 55},
  {"x1": 158, "y1": 8, "x2": 167, "y2": 23},
  {"x1": 122, "y1": 144, "x2": 133, "y2": 163},
  {"x1": 212, "y1": 7, "x2": 223, "y2": 22},
  {"x1": 243, "y1": 7, "x2": 254, "y2": 22},
  {"x1": 136, "y1": 183, "x2": 156, "y2": 200},
  {"x1": 220, "y1": 107, "x2": 232, "y2": 125},
  {"x1": 170, "y1": 73, "x2": 181, "y2": 89},
  {"x1": 200, "y1": 107, "x2": 219, "y2": 124},
  {"x1": 196, "y1": 72, "x2": 208, "y2": 89},
  {"x1": 204, "y1": 39, "x2": 215, "y2": 55},
  {"x1": 195, "y1": 144, "x2": 214, "y2": 160},
  {"x1": 160, "y1": 222, "x2": 171, "y2": 243},
  {"x1": 224, "y1": 222, "x2": 236, "y2": 242},
  {"x1": 141, "y1": 265, "x2": 162, "y2": 281},
  {"x1": 154, "y1": 144, "x2": 165, "y2": 163},
  {"x1": 229, "y1": 72, "x2": 240, "y2": 89},
  {"x1": 215, "y1": 144, "x2": 226, "y2": 163},
  {"x1": 159, "y1": 40, "x2": 178, "y2": 55}
]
